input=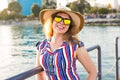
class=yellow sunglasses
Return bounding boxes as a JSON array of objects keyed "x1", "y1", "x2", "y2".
[{"x1": 54, "y1": 16, "x2": 71, "y2": 25}]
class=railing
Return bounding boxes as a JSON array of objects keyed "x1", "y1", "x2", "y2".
[
  {"x1": 5, "y1": 66, "x2": 43, "y2": 80},
  {"x1": 6, "y1": 66, "x2": 44, "y2": 80},
  {"x1": 115, "y1": 36, "x2": 120, "y2": 80},
  {"x1": 6, "y1": 45, "x2": 102, "y2": 80},
  {"x1": 87, "y1": 45, "x2": 101, "y2": 80}
]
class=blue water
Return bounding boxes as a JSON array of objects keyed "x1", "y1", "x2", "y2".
[{"x1": 0, "y1": 24, "x2": 120, "y2": 80}]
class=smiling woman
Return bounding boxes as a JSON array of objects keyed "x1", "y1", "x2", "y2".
[{"x1": 0, "y1": 0, "x2": 8, "y2": 11}]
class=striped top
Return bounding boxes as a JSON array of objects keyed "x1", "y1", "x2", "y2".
[{"x1": 36, "y1": 39, "x2": 84, "y2": 80}]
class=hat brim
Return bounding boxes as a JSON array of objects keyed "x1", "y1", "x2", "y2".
[{"x1": 40, "y1": 9, "x2": 84, "y2": 35}]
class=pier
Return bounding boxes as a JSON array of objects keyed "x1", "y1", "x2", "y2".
[{"x1": 85, "y1": 18, "x2": 120, "y2": 26}]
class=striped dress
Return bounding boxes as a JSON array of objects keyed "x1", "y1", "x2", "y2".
[{"x1": 36, "y1": 39, "x2": 84, "y2": 80}]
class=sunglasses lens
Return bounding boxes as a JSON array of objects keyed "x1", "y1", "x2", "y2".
[
  {"x1": 64, "y1": 19, "x2": 71, "y2": 25},
  {"x1": 54, "y1": 17, "x2": 62, "y2": 22}
]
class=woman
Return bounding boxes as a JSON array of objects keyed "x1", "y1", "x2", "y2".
[{"x1": 36, "y1": 7, "x2": 97, "y2": 80}]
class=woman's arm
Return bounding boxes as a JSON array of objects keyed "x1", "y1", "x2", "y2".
[
  {"x1": 75, "y1": 46, "x2": 97, "y2": 80},
  {"x1": 36, "y1": 51, "x2": 45, "y2": 80}
]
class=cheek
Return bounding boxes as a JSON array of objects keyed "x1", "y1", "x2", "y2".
[
  {"x1": 52, "y1": 22, "x2": 56, "y2": 28},
  {"x1": 52, "y1": 22, "x2": 58, "y2": 31},
  {"x1": 65, "y1": 25, "x2": 70, "y2": 31}
]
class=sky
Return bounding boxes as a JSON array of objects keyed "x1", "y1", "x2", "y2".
[
  {"x1": 95, "y1": 0, "x2": 120, "y2": 9},
  {"x1": 96, "y1": 0, "x2": 111, "y2": 3},
  {"x1": 57, "y1": 0, "x2": 76, "y2": 7},
  {"x1": 0, "y1": 0, "x2": 8, "y2": 11}
]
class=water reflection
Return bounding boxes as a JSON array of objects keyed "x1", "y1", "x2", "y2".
[
  {"x1": 0, "y1": 25, "x2": 13, "y2": 65},
  {"x1": 0, "y1": 25, "x2": 44, "y2": 79},
  {"x1": 0, "y1": 25, "x2": 14, "y2": 79}
]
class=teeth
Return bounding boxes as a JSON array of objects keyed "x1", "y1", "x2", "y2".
[{"x1": 58, "y1": 26, "x2": 64, "y2": 29}]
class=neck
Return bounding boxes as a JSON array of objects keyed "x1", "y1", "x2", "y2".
[{"x1": 51, "y1": 34, "x2": 64, "y2": 43}]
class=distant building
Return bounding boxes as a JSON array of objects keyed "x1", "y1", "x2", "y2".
[
  {"x1": 17, "y1": 0, "x2": 42, "y2": 16},
  {"x1": 113, "y1": 0, "x2": 119, "y2": 10},
  {"x1": 86, "y1": 0, "x2": 120, "y2": 10}
]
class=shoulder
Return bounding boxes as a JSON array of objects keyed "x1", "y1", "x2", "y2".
[
  {"x1": 69, "y1": 37, "x2": 84, "y2": 47},
  {"x1": 75, "y1": 41, "x2": 87, "y2": 56},
  {"x1": 71, "y1": 40, "x2": 84, "y2": 48},
  {"x1": 36, "y1": 39, "x2": 48, "y2": 51},
  {"x1": 78, "y1": 41, "x2": 84, "y2": 48},
  {"x1": 74, "y1": 41, "x2": 86, "y2": 58}
]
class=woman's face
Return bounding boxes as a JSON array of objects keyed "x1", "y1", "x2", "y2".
[{"x1": 52, "y1": 13, "x2": 71, "y2": 35}]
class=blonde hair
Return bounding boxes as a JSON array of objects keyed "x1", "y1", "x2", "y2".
[
  {"x1": 43, "y1": 12, "x2": 80, "y2": 44},
  {"x1": 43, "y1": 17, "x2": 53, "y2": 38}
]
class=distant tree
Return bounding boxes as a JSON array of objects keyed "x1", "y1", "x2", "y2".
[
  {"x1": 8, "y1": 1, "x2": 22, "y2": 14},
  {"x1": 77, "y1": 0, "x2": 85, "y2": 13},
  {"x1": 83, "y1": 2, "x2": 91, "y2": 13},
  {"x1": 77, "y1": 0, "x2": 84, "y2": 5},
  {"x1": 42, "y1": 0, "x2": 56, "y2": 9},
  {"x1": 107, "y1": 3, "x2": 112, "y2": 10},
  {"x1": 67, "y1": 2, "x2": 79, "y2": 12},
  {"x1": 98, "y1": 8, "x2": 109, "y2": 14},
  {"x1": 42, "y1": 5, "x2": 48, "y2": 9},
  {"x1": 0, "y1": 8, "x2": 9, "y2": 20},
  {"x1": 49, "y1": 1, "x2": 56, "y2": 9},
  {"x1": 31, "y1": 4, "x2": 41, "y2": 18},
  {"x1": 46, "y1": 0, "x2": 49, "y2": 5},
  {"x1": 111, "y1": 9, "x2": 117, "y2": 13},
  {"x1": 109, "y1": 9, "x2": 117, "y2": 13},
  {"x1": 90, "y1": 7, "x2": 98, "y2": 14},
  {"x1": 67, "y1": 0, "x2": 86, "y2": 14}
]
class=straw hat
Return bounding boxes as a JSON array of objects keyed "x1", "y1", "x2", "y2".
[{"x1": 39, "y1": 7, "x2": 84, "y2": 35}]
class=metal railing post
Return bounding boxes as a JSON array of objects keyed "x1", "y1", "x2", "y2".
[
  {"x1": 87, "y1": 45, "x2": 101, "y2": 80},
  {"x1": 115, "y1": 36, "x2": 120, "y2": 80}
]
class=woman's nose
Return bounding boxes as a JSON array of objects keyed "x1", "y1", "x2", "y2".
[{"x1": 59, "y1": 20, "x2": 64, "y2": 25}]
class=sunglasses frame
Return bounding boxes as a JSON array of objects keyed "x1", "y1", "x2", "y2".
[{"x1": 54, "y1": 16, "x2": 71, "y2": 25}]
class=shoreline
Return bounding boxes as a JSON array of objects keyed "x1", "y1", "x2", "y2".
[
  {"x1": 0, "y1": 20, "x2": 41, "y2": 26},
  {"x1": 0, "y1": 18, "x2": 120, "y2": 26},
  {"x1": 85, "y1": 18, "x2": 120, "y2": 26}
]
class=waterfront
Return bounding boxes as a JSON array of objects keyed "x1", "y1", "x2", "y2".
[
  {"x1": 0, "y1": 18, "x2": 120, "y2": 26},
  {"x1": 0, "y1": 24, "x2": 120, "y2": 80}
]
